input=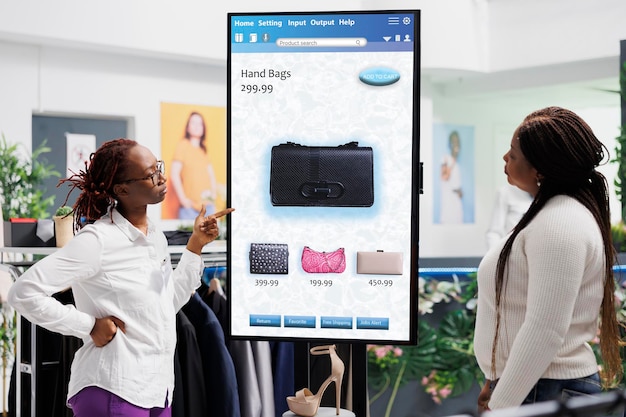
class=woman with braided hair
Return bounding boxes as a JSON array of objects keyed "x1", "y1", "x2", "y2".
[
  {"x1": 474, "y1": 107, "x2": 623, "y2": 412},
  {"x1": 8, "y1": 138, "x2": 234, "y2": 417}
]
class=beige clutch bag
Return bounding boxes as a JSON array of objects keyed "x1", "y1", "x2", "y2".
[{"x1": 356, "y1": 250, "x2": 403, "y2": 275}]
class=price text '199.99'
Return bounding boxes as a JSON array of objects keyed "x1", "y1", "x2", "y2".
[{"x1": 310, "y1": 279, "x2": 333, "y2": 287}]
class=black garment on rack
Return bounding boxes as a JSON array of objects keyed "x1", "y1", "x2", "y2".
[
  {"x1": 200, "y1": 284, "x2": 228, "y2": 338},
  {"x1": 182, "y1": 292, "x2": 241, "y2": 417},
  {"x1": 202, "y1": 283, "x2": 295, "y2": 417},
  {"x1": 173, "y1": 310, "x2": 207, "y2": 417},
  {"x1": 270, "y1": 342, "x2": 294, "y2": 417},
  {"x1": 8, "y1": 289, "x2": 80, "y2": 417}
]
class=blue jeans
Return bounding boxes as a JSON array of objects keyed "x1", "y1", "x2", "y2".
[
  {"x1": 522, "y1": 373, "x2": 626, "y2": 417},
  {"x1": 521, "y1": 372, "x2": 601, "y2": 404},
  {"x1": 491, "y1": 373, "x2": 623, "y2": 416}
]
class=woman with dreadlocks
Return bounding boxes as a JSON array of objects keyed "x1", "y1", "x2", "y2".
[
  {"x1": 473, "y1": 107, "x2": 623, "y2": 412},
  {"x1": 8, "y1": 138, "x2": 234, "y2": 417}
]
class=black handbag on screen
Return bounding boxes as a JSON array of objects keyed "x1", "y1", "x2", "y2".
[{"x1": 270, "y1": 141, "x2": 374, "y2": 207}]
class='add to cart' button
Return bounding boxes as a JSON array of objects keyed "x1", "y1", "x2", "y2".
[
  {"x1": 356, "y1": 317, "x2": 389, "y2": 330},
  {"x1": 284, "y1": 315, "x2": 316, "y2": 328},
  {"x1": 249, "y1": 314, "x2": 281, "y2": 327},
  {"x1": 320, "y1": 316, "x2": 353, "y2": 329}
]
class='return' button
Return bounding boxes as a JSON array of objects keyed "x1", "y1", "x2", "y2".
[{"x1": 249, "y1": 314, "x2": 281, "y2": 327}]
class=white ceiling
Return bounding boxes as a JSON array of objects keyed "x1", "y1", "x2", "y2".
[{"x1": 426, "y1": 57, "x2": 622, "y2": 110}]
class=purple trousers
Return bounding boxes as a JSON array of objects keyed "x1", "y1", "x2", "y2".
[{"x1": 68, "y1": 386, "x2": 171, "y2": 417}]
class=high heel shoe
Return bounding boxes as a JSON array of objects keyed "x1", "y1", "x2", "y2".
[{"x1": 287, "y1": 344, "x2": 345, "y2": 417}]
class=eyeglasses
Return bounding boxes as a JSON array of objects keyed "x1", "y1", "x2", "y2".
[{"x1": 120, "y1": 160, "x2": 164, "y2": 186}]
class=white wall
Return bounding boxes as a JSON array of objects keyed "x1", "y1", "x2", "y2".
[
  {"x1": 489, "y1": 0, "x2": 626, "y2": 72},
  {"x1": 419, "y1": 87, "x2": 621, "y2": 257},
  {"x1": 0, "y1": 0, "x2": 490, "y2": 71},
  {"x1": 0, "y1": 42, "x2": 39, "y2": 156},
  {"x1": 0, "y1": 0, "x2": 623, "y2": 257}
]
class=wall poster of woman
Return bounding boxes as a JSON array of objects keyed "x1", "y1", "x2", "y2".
[
  {"x1": 161, "y1": 102, "x2": 227, "y2": 220},
  {"x1": 432, "y1": 123, "x2": 475, "y2": 224}
]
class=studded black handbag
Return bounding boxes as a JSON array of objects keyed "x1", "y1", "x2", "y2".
[
  {"x1": 249, "y1": 243, "x2": 289, "y2": 274},
  {"x1": 270, "y1": 141, "x2": 374, "y2": 207}
]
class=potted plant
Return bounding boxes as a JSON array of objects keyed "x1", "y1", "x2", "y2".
[
  {"x1": 0, "y1": 134, "x2": 60, "y2": 246},
  {"x1": 53, "y1": 205, "x2": 74, "y2": 247},
  {"x1": 0, "y1": 134, "x2": 59, "y2": 220},
  {"x1": 368, "y1": 275, "x2": 481, "y2": 417}
]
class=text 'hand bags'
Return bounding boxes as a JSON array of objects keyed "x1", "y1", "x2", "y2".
[
  {"x1": 270, "y1": 141, "x2": 374, "y2": 207},
  {"x1": 249, "y1": 243, "x2": 289, "y2": 274},
  {"x1": 301, "y1": 246, "x2": 346, "y2": 273},
  {"x1": 356, "y1": 251, "x2": 403, "y2": 275}
]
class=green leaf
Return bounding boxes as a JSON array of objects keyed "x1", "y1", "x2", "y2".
[
  {"x1": 451, "y1": 367, "x2": 477, "y2": 396},
  {"x1": 0, "y1": 134, "x2": 60, "y2": 219},
  {"x1": 438, "y1": 309, "x2": 475, "y2": 339}
]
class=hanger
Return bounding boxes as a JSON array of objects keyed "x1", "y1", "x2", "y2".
[
  {"x1": 208, "y1": 263, "x2": 225, "y2": 296},
  {"x1": 209, "y1": 277, "x2": 223, "y2": 295}
]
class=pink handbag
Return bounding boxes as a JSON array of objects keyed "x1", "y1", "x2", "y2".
[{"x1": 301, "y1": 246, "x2": 346, "y2": 273}]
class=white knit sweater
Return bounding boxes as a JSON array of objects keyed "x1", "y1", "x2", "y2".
[{"x1": 474, "y1": 195, "x2": 604, "y2": 409}]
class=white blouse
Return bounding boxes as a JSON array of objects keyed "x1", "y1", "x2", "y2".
[{"x1": 8, "y1": 208, "x2": 203, "y2": 408}]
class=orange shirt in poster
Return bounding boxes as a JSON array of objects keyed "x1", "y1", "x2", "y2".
[{"x1": 172, "y1": 139, "x2": 215, "y2": 212}]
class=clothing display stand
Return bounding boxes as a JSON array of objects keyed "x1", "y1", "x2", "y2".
[
  {"x1": 16, "y1": 298, "x2": 75, "y2": 417},
  {"x1": 282, "y1": 407, "x2": 356, "y2": 417},
  {"x1": 0, "y1": 249, "x2": 68, "y2": 417}
]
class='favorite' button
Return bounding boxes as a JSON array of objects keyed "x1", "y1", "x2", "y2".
[{"x1": 284, "y1": 315, "x2": 316, "y2": 328}]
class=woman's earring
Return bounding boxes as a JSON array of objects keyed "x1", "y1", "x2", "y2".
[{"x1": 536, "y1": 178, "x2": 542, "y2": 187}]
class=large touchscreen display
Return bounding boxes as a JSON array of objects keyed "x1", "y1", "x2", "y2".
[{"x1": 227, "y1": 10, "x2": 420, "y2": 343}]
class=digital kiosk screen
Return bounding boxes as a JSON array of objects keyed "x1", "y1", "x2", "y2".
[{"x1": 227, "y1": 9, "x2": 420, "y2": 343}]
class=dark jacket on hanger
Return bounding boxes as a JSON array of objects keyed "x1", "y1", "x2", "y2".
[
  {"x1": 173, "y1": 310, "x2": 207, "y2": 417},
  {"x1": 182, "y1": 292, "x2": 241, "y2": 417},
  {"x1": 270, "y1": 341, "x2": 294, "y2": 417}
]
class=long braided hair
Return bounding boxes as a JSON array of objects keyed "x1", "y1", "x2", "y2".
[
  {"x1": 491, "y1": 107, "x2": 623, "y2": 387},
  {"x1": 58, "y1": 139, "x2": 138, "y2": 231}
]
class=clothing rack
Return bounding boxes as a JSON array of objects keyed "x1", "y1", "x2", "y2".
[
  {"x1": 2, "y1": 244, "x2": 228, "y2": 417},
  {"x1": 0, "y1": 264, "x2": 19, "y2": 417}
]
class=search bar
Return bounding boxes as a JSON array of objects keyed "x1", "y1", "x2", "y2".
[{"x1": 276, "y1": 37, "x2": 367, "y2": 48}]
